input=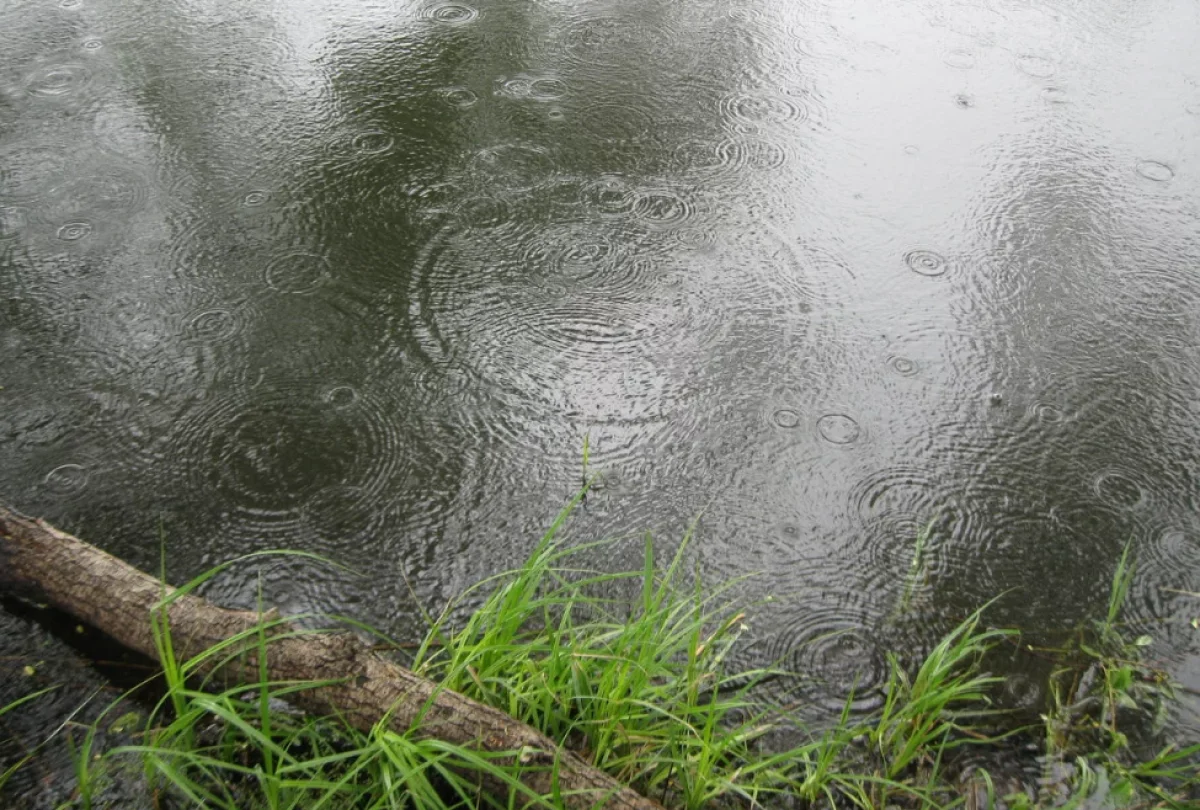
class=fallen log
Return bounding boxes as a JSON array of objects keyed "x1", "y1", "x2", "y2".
[{"x1": 0, "y1": 505, "x2": 663, "y2": 810}]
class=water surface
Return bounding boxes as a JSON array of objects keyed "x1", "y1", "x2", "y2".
[{"x1": 3, "y1": 0, "x2": 1199, "y2": 800}]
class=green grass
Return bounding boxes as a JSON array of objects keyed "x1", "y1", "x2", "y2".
[
  {"x1": 0, "y1": 685, "x2": 59, "y2": 792},
  {"x1": 868, "y1": 606, "x2": 1015, "y2": 780},
  {"x1": 3, "y1": 501, "x2": 1197, "y2": 810},
  {"x1": 1023, "y1": 541, "x2": 1200, "y2": 809},
  {"x1": 410, "y1": 505, "x2": 787, "y2": 809}
]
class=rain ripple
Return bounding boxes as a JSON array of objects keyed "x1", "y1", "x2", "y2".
[
  {"x1": 1129, "y1": 523, "x2": 1200, "y2": 649},
  {"x1": 943, "y1": 49, "x2": 977, "y2": 69},
  {"x1": 56, "y1": 221, "x2": 93, "y2": 241},
  {"x1": 887, "y1": 355, "x2": 920, "y2": 377},
  {"x1": 1041, "y1": 87, "x2": 1070, "y2": 105},
  {"x1": 1026, "y1": 401, "x2": 1067, "y2": 425},
  {"x1": 1090, "y1": 467, "x2": 1151, "y2": 511},
  {"x1": 1015, "y1": 54, "x2": 1057, "y2": 78},
  {"x1": 202, "y1": 555, "x2": 368, "y2": 621},
  {"x1": 408, "y1": 216, "x2": 675, "y2": 360},
  {"x1": 559, "y1": 15, "x2": 666, "y2": 71},
  {"x1": 438, "y1": 86, "x2": 478, "y2": 108},
  {"x1": 1106, "y1": 257, "x2": 1200, "y2": 326},
  {"x1": 630, "y1": 185, "x2": 701, "y2": 229},
  {"x1": 714, "y1": 136, "x2": 792, "y2": 174},
  {"x1": 468, "y1": 143, "x2": 557, "y2": 192},
  {"x1": 167, "y1": 381, "x2": 410, "y2": 532},
  {"x1": 575, "y1": 98, "x2": 659, "y2": 145},
  {"x1": 322, "y1": 129, "x2": 404, "y2": 163},
  {"x1": 904, "y1": 248, "x2": 949, "y2": 277},
  {"x1": 816, "y1": 413, "x2": 862, "y2": 445},
  {"x1": 37, "y1": 164, "x2": 152, "y2": 224},
  {"x1": 264, "y1": 252, "x2": 331, "y2": 295},
  {"x1": 42, "y1": 462, "x2": 90, "y2": 496},
  {"x1": 24, "y1": 63, "x2": 93, "y2": 98},
  {"x1": 494, "y1": 74, "x2": 569, "y2": 102},
  {"x1": 404, "y1": 215, "x2": 705, "y2": 443},
  {"x1": 240, "y1": 189, "x2": 272, "y2": 208},
  {"x1": 848, "y1": 465, "x2": 959, "y2": 527},
  {"x1": 771, "y1": 408, "x2": 803, "y2": 429},
  {"x1": 0, "y1": 144, "x2": 69, "y2": 202},
  {"x1": 584, "y1": 174, "x2": 638, "y2": 216},
  {"x1": 1135, "y1": 160, "x2": 1174, "y2": 183},
  {"x1": 720, "y1": 90, "x2": 810, "y2": 132},
  {"x1": 420, "y1": 2, "x2": 479, "y2": 25},
  {"x1": 756, "y1": 596, "x2": 889, "y2": 718},
  {"x1": 184, "y1": 306, "x2": 248, "y2": 344}
]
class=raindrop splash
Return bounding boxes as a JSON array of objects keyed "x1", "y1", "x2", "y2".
[
  {"x1": 439, "y1": 86, "x2": 478, "y2": 108},
  {"x1": 817, "y1": 413, "x2": 861, "y2": 445},
  {"x1": 57, "y1": 221, "x2": 93, "y2": 241},
  {"x1": 352, "y1": 131, "x2": 395, "y2": 155},
  {"x1": 904, "y1": 249, "x2": 948, "y2": 277},
  {"x1": 43, "y1": 463, "x2": 89, "y2": 495},
  {"x1": 888, "y1": 356, "x2": 919, "y2": 376},
  {"x1": 242, "y1": 190, "x2": 271, "y2": 207},
  {"x1": 422, "y1": 2, "x2": 479, "y2": 24},
  {"x1": 1136, "y1": 161, "x2": 1174, "y2": 182},
  {"x1": 1091, "y1": 469, "x2": 1147, "y2": 510},
  {"x1": 772, "y1": 408, "x2": 802, "y2": 429},
  {"x1": 25, "y1": 64, "x2": 91, "y2": 97}
]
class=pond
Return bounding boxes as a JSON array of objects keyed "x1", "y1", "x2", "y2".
[{"x1": 2, "y1": 0, "x2": 1199, "y2": 799}]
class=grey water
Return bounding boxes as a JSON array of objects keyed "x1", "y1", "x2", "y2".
[{"x1": 2, "y1": 0, "x2": 1199, "y2": 801}]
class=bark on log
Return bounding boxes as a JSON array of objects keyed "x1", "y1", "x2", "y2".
[{"x1": 0, "y1": 505, "x2": 664, "y2": 810}]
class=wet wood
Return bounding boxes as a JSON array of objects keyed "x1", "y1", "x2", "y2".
[{"x1": 0, "y1": 505, "x2": 663, "y2": 810}]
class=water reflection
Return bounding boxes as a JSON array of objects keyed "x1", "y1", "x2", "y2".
[{"x1": 2, "y1": 0, "x2": 1199, "y2": 793}]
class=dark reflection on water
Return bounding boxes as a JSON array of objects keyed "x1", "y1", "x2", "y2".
[{"x1": 3, "y1": 0, "x2": 1200, "y2": 794}]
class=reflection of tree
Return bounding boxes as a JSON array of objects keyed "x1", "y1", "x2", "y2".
[
  {"x1": 304, "y1": 2, "x2": 815, "y2": 593},
  {"x1": 929, "y1": 122, "x2": 1196, "y2": 635},
  {"x1": 2, "y1": 0, "x2": 836, "y2": 627}
]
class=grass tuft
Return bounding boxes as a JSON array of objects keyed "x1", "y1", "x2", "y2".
[{"x1": 2, "y1": 504, "x2": 1195, "y2": 809}]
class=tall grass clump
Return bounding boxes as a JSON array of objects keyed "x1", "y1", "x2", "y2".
[
  {"x1": 27, "y1": 501, "x2": 1198, "y2": 810},
  {"x1": 74, "y1": 588, "x2": 539, "y2": 810},
  {"x1": 868, "y1": 607, "x2": 1015, "y2": 780},
  {"x1": 410, "y1": 496, "x2": 799, "y2": 809},
  {"x1": 1018, "y1": 540, "x2": 1200, "y2": 809}
]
